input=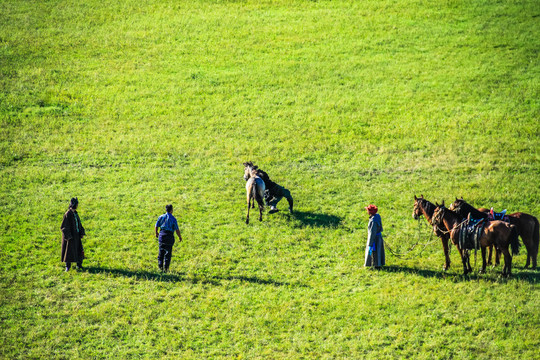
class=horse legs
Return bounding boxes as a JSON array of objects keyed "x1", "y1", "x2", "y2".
[
  {"x1": 487, "y1": 245, "x2": 493, "y2": 266},
  {"x1": 246, "y1": 196, "x2": 251, "y2": 225},
  {"x1": 502, "y1": 248, "x2": 512, "y2": 277},
  {"x1": 258, "y1": 202, "x2": 263, "y2": 222},
  {"x1": 459, "y1": 249, "x2": 469, "y2": 275},
  {"x1": 441, "y1": 236, "x2": 451, "y2": 271},
  {"x1": 466, "y1": 251, "x2": 472, "y2": 273},
  {"x1": 479, "y1": 246, "x2": 487, "y2": 274},
  {"x1": 522, "y1": 236, "x2": 534, "y2": 269}
]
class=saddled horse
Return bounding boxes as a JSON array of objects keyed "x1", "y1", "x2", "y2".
[
  {"x1": 243, "y1": 162, "x2": 266, "y2": 224},
  {"x1": 433, "y1": 202, "x2": 520, "y2": 276},
  {"x1": 450, "y1": 198, "x2": 539, "y2": 269},
  {"x1": 413, "y1": 195, "x2": 452, "y2": 270}
]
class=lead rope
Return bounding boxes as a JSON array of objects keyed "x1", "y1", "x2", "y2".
[{"x1": 384, "y1": 219, "x2": 437, "y2": 259}]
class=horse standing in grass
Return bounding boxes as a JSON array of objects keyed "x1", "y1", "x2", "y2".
[
  {"x1": 413, "y1": 195, "x2": 452, "y2": 271},
  {"x1": 432, "y1": 203, "x2": 520, "y2": 277},
  {"x1": 450, "y1": 198, "x2": 539, "y2": 270},
  {"x1": 243, "y1": 162, "x2": 266, "y2": 224}
]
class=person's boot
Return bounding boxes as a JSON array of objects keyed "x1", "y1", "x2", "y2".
[
  {"x1": 76, "y1": 263, "x2": 84, "y2": 271},
  {"x1": 65, "y1": 263, "x2": 71, "y2": 272}
]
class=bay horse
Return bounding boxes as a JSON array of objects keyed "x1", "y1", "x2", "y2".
[
  {"x1": 433, "y1": 202, "x2": 520, "y2": 276},
  {"x1": 413, "y1": 195, "x2": 451, "y2": 270},
  {"x1": 450, "y1": 198, "x2": 539, "y2": 269},
  {"x1": 243, "y1": 162, "x2": 266, "y2": 224}
]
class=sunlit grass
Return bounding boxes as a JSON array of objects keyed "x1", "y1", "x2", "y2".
[{"x1": 1, "y1": 0, "x2": 539, "y2": 358}]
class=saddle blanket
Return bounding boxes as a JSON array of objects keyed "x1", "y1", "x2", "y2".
[{"x1": 459, "y1": 218, "x2": 485, "y2": 250}]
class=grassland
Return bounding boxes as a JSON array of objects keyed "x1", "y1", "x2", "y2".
[{"x1": 1, "y1": 0, "x2": 539, "y2": 358}]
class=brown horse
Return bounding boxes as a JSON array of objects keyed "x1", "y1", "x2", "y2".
[
  {"x1": 433, "y1": 202, "x2": 520, "y2": 276},
  {"x1": 243, "y1": 162, "x2": 266, "y2": 224},
  {"x1": 450, "y1": 198, "x2": 539, "y2": 269},
  {"x1": 413, "y1": 195, "x2": 452, "y2": 270}
]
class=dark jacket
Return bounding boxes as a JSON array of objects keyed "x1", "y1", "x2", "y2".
[
  {"x1": 257, "y1": 169, "x2": 278, "y2": 191},
  {"x1": 61, "y1": 209, "x2": 85, "y2": 263}
]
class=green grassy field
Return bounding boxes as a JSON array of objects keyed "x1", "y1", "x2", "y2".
[{"x1": 1, "y1": 0, "x2": 539, "y2": 358}]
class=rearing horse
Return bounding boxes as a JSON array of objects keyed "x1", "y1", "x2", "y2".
[{"x1": 243, "y1": 162, "x2": 266, "y2": 224}]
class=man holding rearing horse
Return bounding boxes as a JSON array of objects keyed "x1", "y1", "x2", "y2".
[{"x1": 243, "y1": 162, "x2": 294, "y2": 214}]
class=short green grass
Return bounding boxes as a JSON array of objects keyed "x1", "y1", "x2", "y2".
[{"x1": 1, "y1": 0, "x2": 539, "y2": 358}]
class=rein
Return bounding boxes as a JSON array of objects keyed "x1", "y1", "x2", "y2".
[{"x1": 384, "y1": 218, "x2": 438, "y2": 259}]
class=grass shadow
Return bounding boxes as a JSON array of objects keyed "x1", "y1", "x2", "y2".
[
  {"x1": 381, "y1": 265, "x2": 540, "y2": 283},
  {"x1": 288, "y1": 211, "x2": 342, "y2": 228},
  {"x1": 84, "y1": 266, "x2": 303, "y2": 287}
]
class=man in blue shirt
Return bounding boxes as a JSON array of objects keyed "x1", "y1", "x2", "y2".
[{"x1": 154, "y1": 204, "x2": 182, "y2": 272}]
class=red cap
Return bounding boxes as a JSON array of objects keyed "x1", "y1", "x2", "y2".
[{"x1": 365, "y1": 204, "x2": 378, "y2": 215}]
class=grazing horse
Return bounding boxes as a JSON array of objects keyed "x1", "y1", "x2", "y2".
[
  {"x1": 413, "y1": 195, "x2": 451, "y2": 270},
  {"x1": 243, "y1": 162, "x2": 266, "y2": 224},
  {"x1": 450, "y1": 198, "x2": 539, "y2": 269},
  {"x1": 433, "y1": 203, "x2": 520, "y2": 276}
]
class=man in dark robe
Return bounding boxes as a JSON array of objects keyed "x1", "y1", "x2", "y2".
[
  {"x1": 256, "y1": 169, "x2": 294, "y2": 214},
  {"x1": 61, "y1": 197, "x2": 86, "y2": 271}
]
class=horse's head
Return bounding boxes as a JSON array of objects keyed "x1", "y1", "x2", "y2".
[
  {"x1": 432, "y1": 201, "x2": 447, "y2": 226},
  {"x1": 413, "y1": 194, "x2": 425, "y2": 220},
  {"x1": 243, "y1": 161, "x2": 258, "y2": 181},
  {"x1": 449, "y1": 197, "x2": 465, "y2": 212}
]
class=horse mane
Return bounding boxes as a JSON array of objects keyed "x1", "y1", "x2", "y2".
[
  {"x1": 420, "y1": 198, "x2": 436, "y2": 216},
  {"x1": 454, "y1": 199, "x2": 487, "y2": 219},
  {"x1": 433, "y1": 204, "x2": 462, "y2": 227}
]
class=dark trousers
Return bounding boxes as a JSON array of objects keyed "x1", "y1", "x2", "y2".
[
  {"x1": 158, "y1": 230, "x2": 175, "y2": 270},
  {"x1": 158, "y1": 242, "x2": 174, "y2": 269},
  {"x1": 266, "y1": 185, "x2": 293, "y2": 210}
]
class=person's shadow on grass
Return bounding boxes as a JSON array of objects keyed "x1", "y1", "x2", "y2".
[
  {"x1": 84, "y1": 266, "x2": 304, "y2": 287},
  {"x1": 288, "y1": 211, "x2": 342, "y2": 228}
]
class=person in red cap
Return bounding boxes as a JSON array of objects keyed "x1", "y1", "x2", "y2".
[{"x1": 364, "y1": 204, "x2": 385, "y2": 268}]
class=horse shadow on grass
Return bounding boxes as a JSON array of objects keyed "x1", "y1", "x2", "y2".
[
  {"x1": 288, "y1": 211, "x2": 342, "y2": 228},
  {"x1": 380, "y1": 265, "x2": 540, "y2": 284},
  {"x1": 84, "y1": 266, "x2": 305, "y2": 287}
]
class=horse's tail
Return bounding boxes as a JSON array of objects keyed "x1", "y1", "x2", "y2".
[
  {"x1": 533, "y1": 216, "x2": 540, "y2": 255},
  {"x1": 510, "y1": 224, "x2": 520, "y2": 256}
]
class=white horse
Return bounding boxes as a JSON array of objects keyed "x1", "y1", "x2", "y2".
[{"x1": 243, "y1": 162, "x2": 266, "y2": 224}]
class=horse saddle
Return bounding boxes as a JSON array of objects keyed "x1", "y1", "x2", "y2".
[
  {"x1": 488, "y1": 208, "x2": 508, "y2": 222},
  {"x1": 459, "y1": 218, "x2": 485, "y2": 250}
]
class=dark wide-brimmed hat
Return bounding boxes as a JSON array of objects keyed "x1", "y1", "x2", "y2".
[
  {"x1": 69, "y1": 197, "x2": 79, "y2": 209},
  {"x1": 365, "y1": 204, "x2": 378, "y2": 215}
]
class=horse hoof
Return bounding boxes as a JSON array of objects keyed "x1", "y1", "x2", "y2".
[{"x1": 246, "y1": 219, "x2": 249, "y2": 225}]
